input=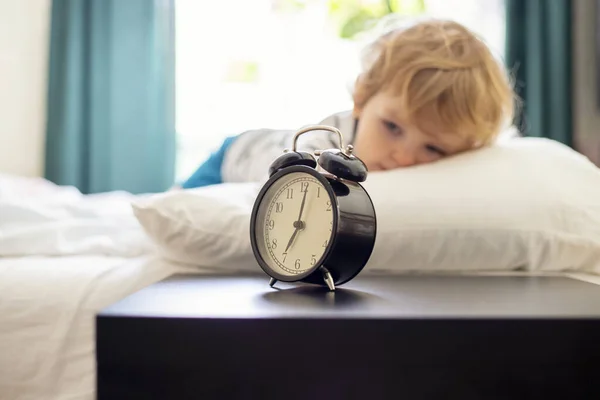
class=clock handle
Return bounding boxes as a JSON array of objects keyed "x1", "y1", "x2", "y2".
[
  {"x1": 291, "y1": 125, "x2": 368, "y2": 182},
  {"x1": 291, "y1": 125, "x2": 353, "y2": 156},
  {"x1": 268, "y1": 124, "x2": 345, "y2": 177}
]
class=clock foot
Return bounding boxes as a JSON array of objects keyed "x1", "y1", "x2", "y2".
[
  {"x1": 269, "y1": 277, "x2": 278, "y2": 288},
  {"x1": 321, "y1": 268, "x2": 336, "y2": 291}
]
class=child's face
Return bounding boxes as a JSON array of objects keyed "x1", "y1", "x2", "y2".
[{"x1": 352, "y1": 91, "x2": 469, "y2": 172}]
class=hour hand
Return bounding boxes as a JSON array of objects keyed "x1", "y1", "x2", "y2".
[{"x1": 285, "y1": 227, "x2": 299, "y2": 253}]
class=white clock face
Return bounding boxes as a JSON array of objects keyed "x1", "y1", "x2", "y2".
[{"x1": 254, "y1": 171, "x2": 335, "y2": 277}]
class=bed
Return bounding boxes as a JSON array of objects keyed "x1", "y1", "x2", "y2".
[
  {"x1": 0, "y1": 255, "x2": 181, "y2": 400},
  {"x1": 0, "y1": 175, "x2": 199, "y2": 399},
  {"x1": 2, "y1": 135, "x2": 600, "y2": 399}
]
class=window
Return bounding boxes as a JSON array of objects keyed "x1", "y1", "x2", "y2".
[{"x1": 175, "y1": 0, "x2": 506, "y2": 181}]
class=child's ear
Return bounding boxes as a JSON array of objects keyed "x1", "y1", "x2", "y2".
[
  {"x1": 352, "y1": 104, "x2": 363, "y2": 119},
  {"x1": 352, "y1": 94, "x2": 366, "y2": 119},
  {"x1": 352, "y1": 76, "x2": 367, "y2": 119}
]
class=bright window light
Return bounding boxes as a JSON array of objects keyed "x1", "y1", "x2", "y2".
[{"x1": 174, "y1": 0, "x2": 505, "y2": 181}]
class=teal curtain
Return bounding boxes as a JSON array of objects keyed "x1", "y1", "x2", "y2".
[
  {"x1": 45, "y1": 0, "x2": 176, "y2": 194},
  {"x1": 505, "y1": 0, "x2": 573, "y2": 146}
]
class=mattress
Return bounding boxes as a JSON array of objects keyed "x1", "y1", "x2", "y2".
[{"x1": 0, "y1": 254, "x2": 199, "y2": 400}]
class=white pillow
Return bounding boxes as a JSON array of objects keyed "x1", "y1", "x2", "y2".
[
  {"x1": 133, "y1": 137, "x2": 600, "y2": 274},
  {"x1": 132, "y1": 182, "x2": 262, "y2": 272},
  {"x1": 361, "y1": 137, "x2": 600, "y2": 274}
]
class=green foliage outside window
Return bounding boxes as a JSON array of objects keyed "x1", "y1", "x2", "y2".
[
  {"x1": 328, "y1": 0, "x2": 427, "y2": 39},
  {"x1": 274, "y1": 0, "x2": 427, "y2": 39},
  {"x1": 225, "y1": 0, "x2": 427, "y2": 84}
]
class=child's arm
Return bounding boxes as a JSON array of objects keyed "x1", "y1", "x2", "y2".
[
  {"x1": 181, "y1": 111, "x2": 355, "y2": 186},
  {"x1": 221, "y1": 126, "x2": 342, "y2": 184},
  {"x1": 179, "y1": 136, "x2": 237, "y2": 189}
]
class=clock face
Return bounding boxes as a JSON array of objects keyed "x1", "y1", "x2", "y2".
[{"x1": 253, "y1": 171, "x2": 336, "y2": 278}]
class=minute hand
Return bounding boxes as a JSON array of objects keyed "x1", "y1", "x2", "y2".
[
  {"x1": 297, "y1": 186, "x2": 308, "y2": 222},
  {"x1": 284, "y1": 186, "x2": 308, "y2": 253}
]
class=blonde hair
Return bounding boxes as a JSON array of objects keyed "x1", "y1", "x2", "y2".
[{"x1": 353, "y1": 19, "x2": 517, "y2": 147}]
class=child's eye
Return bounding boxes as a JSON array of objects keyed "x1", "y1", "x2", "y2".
[
  {"x1": 383, "y1": 120, "x2": 402, "y2": 135},
  {"x1": 425, "y1": 144, "x2": 446, "y2": 156}
]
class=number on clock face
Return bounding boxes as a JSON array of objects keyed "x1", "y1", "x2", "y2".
[{"x1": 255, "y1": 172, "x2": 335, "y2": 277}]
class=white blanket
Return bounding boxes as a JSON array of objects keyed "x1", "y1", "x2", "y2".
[
  {"x1": 0, "y1": 175, "x2": 219, "y2": 400},
  {"x1": 0, "y1": 173, "x2": 153, "y2": 258},
  {"x1": 0, "y1": 255, "x2": 196, "y2": 400}
]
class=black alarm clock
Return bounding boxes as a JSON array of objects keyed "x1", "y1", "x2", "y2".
[{"x1": 249, "y1": 125, "x2": 377, "y2": 291}]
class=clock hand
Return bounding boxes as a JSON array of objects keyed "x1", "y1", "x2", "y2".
[
  {"x1": 284, "y1": 185, "x2": 309, "y2": 254},
  {"x1": 297, "y1": 185, "x2": 308, "y2": 222},
  {"x1": 284, "y1": 227, "x2": 299, "y2": 253}
]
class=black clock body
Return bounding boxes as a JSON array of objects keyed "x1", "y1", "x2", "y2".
[{"x1": 249, "y1": 164, "x2": 376, "y2": 288}]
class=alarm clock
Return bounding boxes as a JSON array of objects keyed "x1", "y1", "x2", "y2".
[{"x1": 249, "y1": 124, "x2": 377, "y2": 291}]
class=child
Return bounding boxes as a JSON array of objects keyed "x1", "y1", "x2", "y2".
[{"x1": 180, "y1": 18, "x2": 516, "y2": 189}]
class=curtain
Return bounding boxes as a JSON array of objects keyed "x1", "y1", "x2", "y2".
[
  {"x1": 505, "y1": 0, "x2": 573, "y2": 146},
  {"x1": 45, "y1": 0, "x2": 176, "y2": 194}
]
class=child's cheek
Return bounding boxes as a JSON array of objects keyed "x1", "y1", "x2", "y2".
[{"x1": 377, "y1": 126, "x2": 395, "y2": 149}]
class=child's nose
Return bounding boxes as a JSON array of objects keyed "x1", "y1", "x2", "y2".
[{"x1": 390, "y1": 147, "x2": 418, "y2": 167}]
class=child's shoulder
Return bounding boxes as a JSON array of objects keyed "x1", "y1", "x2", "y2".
[
  {"x1": 233, "y1": 109, "x2": 355, "y2": 152},
  {"x1": 318, "y1": 109, "x2": 355, "y2": 136},
  {"x1": 317, "y1": 110, "x2": 356, "y2": 148},
  {"x1": 220, "y1": 110, "x2": 355, "y2": 183}
]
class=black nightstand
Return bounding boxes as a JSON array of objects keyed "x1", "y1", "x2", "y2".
[{"x1": 96, "y1": 273, "x2": 600, "y2": 400}]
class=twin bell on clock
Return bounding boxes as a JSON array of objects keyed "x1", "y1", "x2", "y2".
[{"x1": 249, "y1": 125, "x2": 377, "y2": 291}]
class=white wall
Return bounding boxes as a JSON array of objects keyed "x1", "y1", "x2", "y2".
[
  {"x1": 573, "y1": 0, "x2": 600, "y2": 166},
  {"x1": 0, "y1": 0, "x2": 50, "y2": 177}
]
